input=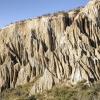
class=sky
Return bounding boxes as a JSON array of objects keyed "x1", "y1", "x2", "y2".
[{"x1": 0, "y1": 0, "x2": 89, "y2": 29}]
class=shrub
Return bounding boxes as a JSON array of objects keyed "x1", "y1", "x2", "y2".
[
  {"x1": 28, "y1": 95, "x2": 36, "y2": 100},
  {"x1": 94, "y1": 81, "x2": 100, "y2": 91},
  {"x1": 76, "y1": 79, "x2": 89, "y2": 90}
]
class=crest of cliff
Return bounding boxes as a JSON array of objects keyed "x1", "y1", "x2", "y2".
[{"x1": 0, "y1": 0, "x2": 100, "y2": 97}]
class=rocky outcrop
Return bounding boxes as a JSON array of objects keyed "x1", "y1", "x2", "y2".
[
  {"x1": 0, "y1": 0, "x2": 100, "y2": 94},
  {"x1": 30, "y1": 68, "x2": 59, "y2": 94}
]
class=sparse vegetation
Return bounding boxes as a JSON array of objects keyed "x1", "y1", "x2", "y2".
[
  {"x1": 1, "y1": 80, "x2": 100, "y2": 100},
  {"x1": 1, "y1": 73, "x2": 43, "y2": 100},
  {"x1": 42, "y1": 13, "x2": 51, "y2": 16}
]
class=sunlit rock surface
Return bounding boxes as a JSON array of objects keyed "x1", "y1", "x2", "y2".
[{"x1": 0, "y1": 0, "x2": 100, "y2": 94}]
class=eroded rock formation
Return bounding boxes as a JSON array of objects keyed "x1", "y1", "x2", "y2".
[{"x1": 0, "y1": 0, "x2": 100, "y2": 94}]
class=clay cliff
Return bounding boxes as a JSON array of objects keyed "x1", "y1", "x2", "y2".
[{"x1": 0, "y1": 0, "x2": 100, "y2": 95}]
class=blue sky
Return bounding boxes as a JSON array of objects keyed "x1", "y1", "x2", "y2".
[{"x1": 0, "y1": 0, "x2": 89, "y2": 28}]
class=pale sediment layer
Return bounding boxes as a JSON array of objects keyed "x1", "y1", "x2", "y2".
[{"x1": 0, "y1": 0, "x2": 100, "y2": 94}]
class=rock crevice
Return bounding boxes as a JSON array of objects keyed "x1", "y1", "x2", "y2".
[{"x1": 0, "y1": 0, "x2": 100, "y2": 94}]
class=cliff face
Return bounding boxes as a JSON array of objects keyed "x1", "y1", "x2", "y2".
[{"x1": 0, "y1": 0, "x2": 100, "y2": 94}]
